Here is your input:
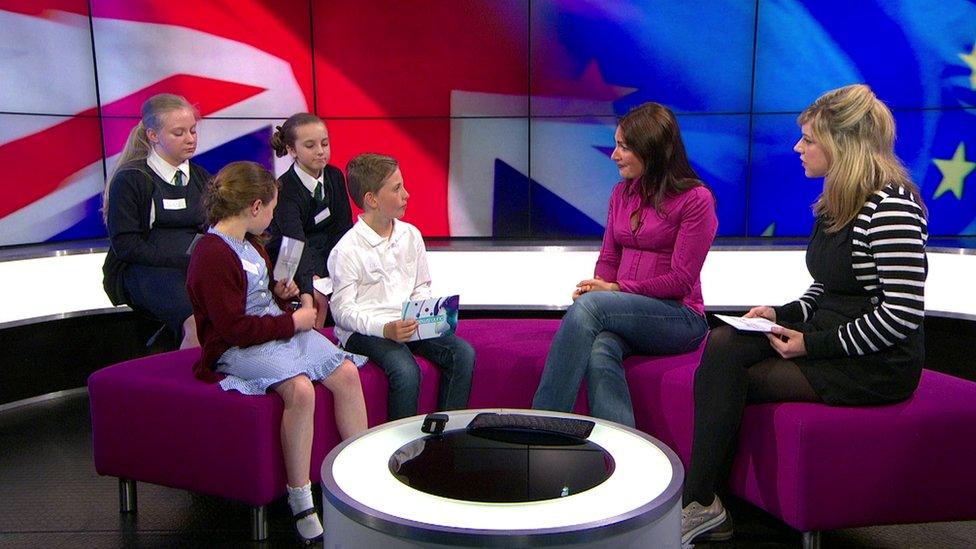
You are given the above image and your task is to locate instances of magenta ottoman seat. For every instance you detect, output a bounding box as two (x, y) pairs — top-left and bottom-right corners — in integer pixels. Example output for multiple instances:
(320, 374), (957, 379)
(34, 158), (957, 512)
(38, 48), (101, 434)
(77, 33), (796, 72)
(88, 340), (442, 540)
(624, 340), (707, 463)
(88, 318), (697, 539)
(88, 319), (563, 539)
(731, 369), (976, 534)
(626, 351), (976, 542)
(461, 318), (580, 410)
(88, 348), (439, 504)
(91, 317), (976, 544)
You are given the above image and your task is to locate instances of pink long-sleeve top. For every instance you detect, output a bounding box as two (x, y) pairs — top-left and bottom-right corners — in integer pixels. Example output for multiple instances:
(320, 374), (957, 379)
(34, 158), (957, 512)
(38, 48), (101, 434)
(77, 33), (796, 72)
(594, 181), (718, 315)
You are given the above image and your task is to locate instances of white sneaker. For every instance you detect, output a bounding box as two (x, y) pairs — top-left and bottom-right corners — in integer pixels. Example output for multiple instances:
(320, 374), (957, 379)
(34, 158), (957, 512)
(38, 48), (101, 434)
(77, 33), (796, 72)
(681, 495), (732, 546)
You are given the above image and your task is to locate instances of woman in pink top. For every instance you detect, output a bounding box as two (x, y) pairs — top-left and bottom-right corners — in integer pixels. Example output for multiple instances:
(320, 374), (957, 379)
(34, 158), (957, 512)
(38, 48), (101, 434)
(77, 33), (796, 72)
(532, 102), (718, 427)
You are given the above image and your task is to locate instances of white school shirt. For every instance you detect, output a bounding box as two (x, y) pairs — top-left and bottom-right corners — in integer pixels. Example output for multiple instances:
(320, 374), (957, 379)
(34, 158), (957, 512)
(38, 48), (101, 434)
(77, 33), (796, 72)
(146, 148), (191, 227)
(328, 217), (432, 346)
(292, 163), (324, 196)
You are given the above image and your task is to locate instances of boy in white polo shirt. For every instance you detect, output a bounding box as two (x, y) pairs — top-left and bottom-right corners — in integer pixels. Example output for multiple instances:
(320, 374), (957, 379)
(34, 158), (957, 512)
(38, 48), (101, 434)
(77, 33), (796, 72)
(327, 153), (474, 420)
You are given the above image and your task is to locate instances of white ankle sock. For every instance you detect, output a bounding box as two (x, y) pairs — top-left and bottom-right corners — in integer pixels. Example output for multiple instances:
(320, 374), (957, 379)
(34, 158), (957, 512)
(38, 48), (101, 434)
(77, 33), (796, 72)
(287, 483), (323, 540)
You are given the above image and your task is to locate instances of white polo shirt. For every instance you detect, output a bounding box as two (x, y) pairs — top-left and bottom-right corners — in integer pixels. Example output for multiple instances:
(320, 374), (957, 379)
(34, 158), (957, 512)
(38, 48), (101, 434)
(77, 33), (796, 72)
(146, 148), (191, 227)
(147, 147), (190, 186)
(292, 163), (323, 196)
(328, 217), (432, 346)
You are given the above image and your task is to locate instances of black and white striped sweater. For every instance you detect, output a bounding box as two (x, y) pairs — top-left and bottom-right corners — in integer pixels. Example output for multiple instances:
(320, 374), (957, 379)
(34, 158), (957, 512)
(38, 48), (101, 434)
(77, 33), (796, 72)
(781, 183), (928, 358)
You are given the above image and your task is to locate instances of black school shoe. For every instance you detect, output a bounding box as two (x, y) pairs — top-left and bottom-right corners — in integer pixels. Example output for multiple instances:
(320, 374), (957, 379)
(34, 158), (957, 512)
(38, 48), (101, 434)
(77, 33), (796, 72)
(293, 507), (324, 545)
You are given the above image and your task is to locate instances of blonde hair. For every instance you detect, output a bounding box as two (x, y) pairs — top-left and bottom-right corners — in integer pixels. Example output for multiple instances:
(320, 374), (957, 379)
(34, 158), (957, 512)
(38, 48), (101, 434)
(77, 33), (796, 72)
(346, 153), (399, 209)
(101, 94), (199, 223)
(799, 84), (924, 232)
(204, 161), (278, 226)
(270, 112), (325, 157)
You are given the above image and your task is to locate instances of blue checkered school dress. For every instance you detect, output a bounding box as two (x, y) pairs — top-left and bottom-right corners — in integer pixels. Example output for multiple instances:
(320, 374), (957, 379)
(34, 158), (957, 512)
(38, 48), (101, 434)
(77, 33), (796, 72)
(211, 229), (367, 395)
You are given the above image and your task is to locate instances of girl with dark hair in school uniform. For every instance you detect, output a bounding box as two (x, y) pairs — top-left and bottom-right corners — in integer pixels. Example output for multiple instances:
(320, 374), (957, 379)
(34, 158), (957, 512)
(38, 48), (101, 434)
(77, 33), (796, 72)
(268, 113), (354, 329)
(186, 161), (368, 544)
(101, 93), (208, 348)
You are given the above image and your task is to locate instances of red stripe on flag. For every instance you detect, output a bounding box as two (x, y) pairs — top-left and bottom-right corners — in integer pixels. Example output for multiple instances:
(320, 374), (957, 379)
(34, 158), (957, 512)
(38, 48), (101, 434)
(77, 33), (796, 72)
(0, 75), (265, 219)
(100, 73), (266, 119)
(91, 0), (313, 109)
(100, 73), (266, 152)
(0, 0), (89, 17)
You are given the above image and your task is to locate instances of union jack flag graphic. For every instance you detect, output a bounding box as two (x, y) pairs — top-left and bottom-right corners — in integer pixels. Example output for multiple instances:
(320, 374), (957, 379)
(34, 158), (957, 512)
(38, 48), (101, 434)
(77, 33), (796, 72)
(0, 0), (533, 245)
(1, 0), (310, 245)
(2, 0), (975, 246)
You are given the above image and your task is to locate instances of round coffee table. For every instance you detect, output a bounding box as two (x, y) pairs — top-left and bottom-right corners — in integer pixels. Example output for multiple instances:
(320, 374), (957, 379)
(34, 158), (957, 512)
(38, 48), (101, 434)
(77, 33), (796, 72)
(320, 409), (683, 548)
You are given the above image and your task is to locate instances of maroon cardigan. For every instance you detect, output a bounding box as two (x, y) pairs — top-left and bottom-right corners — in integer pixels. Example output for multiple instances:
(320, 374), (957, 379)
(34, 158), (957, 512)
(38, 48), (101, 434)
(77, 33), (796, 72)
(186, 233), (295, 381)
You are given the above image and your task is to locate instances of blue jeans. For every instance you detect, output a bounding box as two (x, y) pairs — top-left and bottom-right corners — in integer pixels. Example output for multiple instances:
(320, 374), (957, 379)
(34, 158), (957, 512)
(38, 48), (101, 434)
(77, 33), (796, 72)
(532, 291), (708, 427)
(345, 332), (475, 421)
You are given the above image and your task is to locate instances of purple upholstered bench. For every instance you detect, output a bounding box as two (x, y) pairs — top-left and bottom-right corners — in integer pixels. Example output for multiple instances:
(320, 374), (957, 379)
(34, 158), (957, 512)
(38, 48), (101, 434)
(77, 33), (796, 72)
(731, 369), (976, 546)
(88, 319), (569, 540)
(88, 342), (412, 540)
(90, 318), (976, 546)
(88, 318), (696, 539)
(625, 348), (976, 548)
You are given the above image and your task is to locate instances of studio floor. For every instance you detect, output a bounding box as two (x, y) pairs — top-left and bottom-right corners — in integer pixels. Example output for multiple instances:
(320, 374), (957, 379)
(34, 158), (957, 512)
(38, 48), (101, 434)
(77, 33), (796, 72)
(1, 391), (974, 548)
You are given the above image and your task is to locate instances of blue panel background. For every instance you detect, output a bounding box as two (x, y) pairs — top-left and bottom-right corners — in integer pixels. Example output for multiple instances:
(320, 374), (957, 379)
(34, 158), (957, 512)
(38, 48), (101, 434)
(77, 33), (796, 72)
(754, 0), (976, 112)
(5, 0), (976, 245)
(530, 0), (756, 116)
(749, 113), (823, 237)
(915, 108), (976, 235)
(679, 114), (750, 237)
(751, 108), (976, 237)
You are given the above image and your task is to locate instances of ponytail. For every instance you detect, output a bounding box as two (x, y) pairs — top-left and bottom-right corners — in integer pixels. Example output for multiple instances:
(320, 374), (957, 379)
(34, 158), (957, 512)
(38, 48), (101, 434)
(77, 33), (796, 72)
(102, 122), (152, 222)
(270, 125), (288, 157)
(271, 113), (324, 158)
(101, 93), (198, 224)
(800, 84), (924, 231)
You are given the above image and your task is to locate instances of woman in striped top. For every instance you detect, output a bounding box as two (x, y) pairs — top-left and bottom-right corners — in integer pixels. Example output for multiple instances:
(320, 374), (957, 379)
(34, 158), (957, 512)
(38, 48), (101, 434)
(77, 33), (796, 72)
(680, 84), (928, 546)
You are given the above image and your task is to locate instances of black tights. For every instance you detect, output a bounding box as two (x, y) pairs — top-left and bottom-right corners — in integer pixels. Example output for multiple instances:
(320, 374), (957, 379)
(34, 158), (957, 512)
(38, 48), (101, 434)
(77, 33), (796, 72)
(682, 326), (821, 506)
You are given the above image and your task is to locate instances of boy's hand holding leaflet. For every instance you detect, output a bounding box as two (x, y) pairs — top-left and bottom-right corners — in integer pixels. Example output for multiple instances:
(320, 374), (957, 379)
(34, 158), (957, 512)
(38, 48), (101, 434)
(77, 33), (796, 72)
(401, 295), (460, 341)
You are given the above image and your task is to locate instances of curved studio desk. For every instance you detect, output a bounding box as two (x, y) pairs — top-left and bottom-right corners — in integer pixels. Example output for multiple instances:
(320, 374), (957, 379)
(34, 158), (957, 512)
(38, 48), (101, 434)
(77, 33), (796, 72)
(1, 239), (974, 327)
(320, 409), (684, 548)
(0, 239), (974, 407)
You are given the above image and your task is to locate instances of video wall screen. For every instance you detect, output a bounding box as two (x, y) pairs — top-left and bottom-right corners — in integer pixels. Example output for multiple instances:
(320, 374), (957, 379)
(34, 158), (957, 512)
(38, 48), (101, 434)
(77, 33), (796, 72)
(1, 0), (974, 246)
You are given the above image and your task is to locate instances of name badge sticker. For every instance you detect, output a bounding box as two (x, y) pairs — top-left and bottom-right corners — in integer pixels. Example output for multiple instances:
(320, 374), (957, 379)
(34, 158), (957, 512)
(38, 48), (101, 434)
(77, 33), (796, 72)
(241, 259), (260, 276)
(162, 198), (187, 210)
(314, 207), (331, 225)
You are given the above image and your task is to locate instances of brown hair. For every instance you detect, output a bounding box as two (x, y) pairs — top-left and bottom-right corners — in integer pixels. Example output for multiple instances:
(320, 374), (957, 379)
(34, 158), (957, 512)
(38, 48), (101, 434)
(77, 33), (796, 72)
(270, 112), (325, 157)
(102, 94), (199, 222)
(618, 102), (703, 214)
(799, 84), (924, 232)
(345, 153), (399, 209)
(204, 161), (278, 227)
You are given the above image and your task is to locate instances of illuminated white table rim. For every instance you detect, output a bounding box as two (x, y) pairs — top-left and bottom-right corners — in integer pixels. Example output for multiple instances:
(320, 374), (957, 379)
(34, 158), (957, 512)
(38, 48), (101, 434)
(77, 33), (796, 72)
(320, 409), (684, 548)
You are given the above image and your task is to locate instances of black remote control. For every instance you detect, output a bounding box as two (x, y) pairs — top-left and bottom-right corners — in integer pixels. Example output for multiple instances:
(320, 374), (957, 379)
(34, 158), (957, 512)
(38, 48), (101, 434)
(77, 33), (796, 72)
(467, 412), (595, 440)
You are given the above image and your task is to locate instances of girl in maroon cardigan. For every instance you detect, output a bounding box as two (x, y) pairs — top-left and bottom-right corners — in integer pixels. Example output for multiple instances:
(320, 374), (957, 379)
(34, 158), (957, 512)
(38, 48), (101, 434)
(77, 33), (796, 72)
(186, 161), (367, 544)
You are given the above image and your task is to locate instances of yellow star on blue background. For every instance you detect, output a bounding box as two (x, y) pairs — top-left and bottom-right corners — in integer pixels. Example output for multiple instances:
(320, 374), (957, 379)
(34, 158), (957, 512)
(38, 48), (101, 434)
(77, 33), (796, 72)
(960, 41), (976, 89)
(932, 143), (975, 200)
